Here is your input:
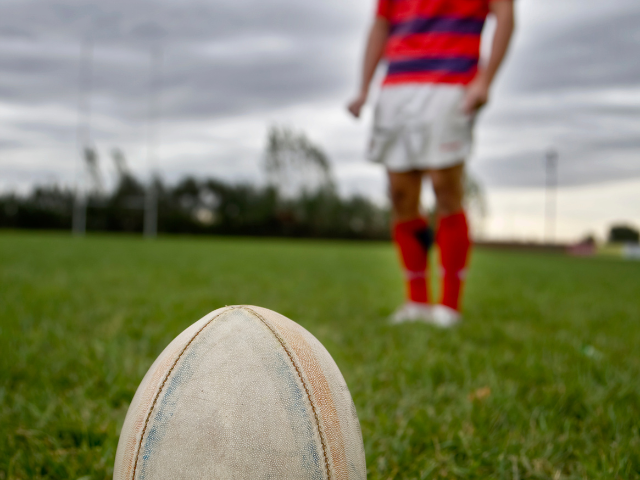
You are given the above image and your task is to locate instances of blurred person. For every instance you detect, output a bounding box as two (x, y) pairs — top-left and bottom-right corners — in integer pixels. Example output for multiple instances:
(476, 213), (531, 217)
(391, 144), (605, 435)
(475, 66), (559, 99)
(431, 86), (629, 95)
(348, 0), (514, 326)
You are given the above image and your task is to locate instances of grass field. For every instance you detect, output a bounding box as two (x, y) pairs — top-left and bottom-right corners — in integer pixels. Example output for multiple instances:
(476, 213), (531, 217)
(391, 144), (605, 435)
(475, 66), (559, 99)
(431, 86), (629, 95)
(1, 231), (639, 479)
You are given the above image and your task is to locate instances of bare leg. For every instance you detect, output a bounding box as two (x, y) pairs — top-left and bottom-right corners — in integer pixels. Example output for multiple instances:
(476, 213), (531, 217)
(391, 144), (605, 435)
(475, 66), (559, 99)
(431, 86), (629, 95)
(429, 163), (464, 216)
(387, 170), (424, 221)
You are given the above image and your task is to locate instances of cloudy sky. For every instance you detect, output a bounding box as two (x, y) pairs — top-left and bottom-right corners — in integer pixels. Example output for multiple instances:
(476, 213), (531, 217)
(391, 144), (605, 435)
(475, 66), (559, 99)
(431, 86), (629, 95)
(1, 0), (639, 241)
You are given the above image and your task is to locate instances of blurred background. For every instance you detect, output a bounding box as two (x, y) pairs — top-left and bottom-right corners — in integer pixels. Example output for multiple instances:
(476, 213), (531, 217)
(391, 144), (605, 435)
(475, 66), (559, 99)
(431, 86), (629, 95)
(2, 3), (640, 478)
(0, 0), (639, 247)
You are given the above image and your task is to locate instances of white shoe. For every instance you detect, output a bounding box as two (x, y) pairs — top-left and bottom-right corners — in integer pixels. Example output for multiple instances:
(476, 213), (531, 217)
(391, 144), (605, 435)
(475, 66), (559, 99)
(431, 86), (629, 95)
(390, 302), (433, 324)
(431, 305), (461, 328)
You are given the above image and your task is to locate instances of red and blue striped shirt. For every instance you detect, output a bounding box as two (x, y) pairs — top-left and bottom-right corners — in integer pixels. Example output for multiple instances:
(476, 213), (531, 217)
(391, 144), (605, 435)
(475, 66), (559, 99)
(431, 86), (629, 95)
(377, 0), (501, 85)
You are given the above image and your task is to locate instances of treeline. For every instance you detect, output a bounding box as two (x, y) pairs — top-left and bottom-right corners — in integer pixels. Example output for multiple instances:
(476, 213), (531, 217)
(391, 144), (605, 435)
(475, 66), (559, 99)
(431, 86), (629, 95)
(1, 126), (392, 239)
(0, 175), (390, 240)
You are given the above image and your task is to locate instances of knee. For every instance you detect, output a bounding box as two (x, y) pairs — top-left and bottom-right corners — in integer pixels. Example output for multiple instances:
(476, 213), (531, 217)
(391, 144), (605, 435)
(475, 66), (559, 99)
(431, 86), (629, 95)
(434, 186), (463, 216)
(390, 186), (419, 219)
(390, 187), (406, 209)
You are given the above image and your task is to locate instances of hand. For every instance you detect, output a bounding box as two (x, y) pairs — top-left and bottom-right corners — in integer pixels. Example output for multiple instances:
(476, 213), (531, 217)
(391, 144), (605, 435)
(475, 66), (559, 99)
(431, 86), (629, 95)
(463, 75), (490, 115)
(347, 91), (368, 118)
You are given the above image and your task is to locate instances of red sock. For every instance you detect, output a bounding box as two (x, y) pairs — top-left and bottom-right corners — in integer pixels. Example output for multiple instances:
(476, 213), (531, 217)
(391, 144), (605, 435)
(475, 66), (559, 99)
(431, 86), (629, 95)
(393, 217), (431, 304)
(437, 211), (471, 311)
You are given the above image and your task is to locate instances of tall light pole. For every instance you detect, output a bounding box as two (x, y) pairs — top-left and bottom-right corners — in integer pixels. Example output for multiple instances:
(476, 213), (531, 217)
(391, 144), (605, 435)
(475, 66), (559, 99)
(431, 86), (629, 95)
(73, 38), (93, 236)
(544, 149), (558, 244)
(144, 46), (162, 239)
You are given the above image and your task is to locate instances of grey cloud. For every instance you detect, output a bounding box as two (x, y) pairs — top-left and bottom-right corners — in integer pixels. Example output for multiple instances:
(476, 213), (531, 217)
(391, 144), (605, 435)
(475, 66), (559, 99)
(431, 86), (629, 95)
(10, 121), (74, 139)
(475, 0), (640, 189)
(160, 50), (351, 119)
(0, 0), (356, 45)
(0, 0), (357, 123)
(473, 141), (640, 189)
(471, 81), (640, 187)
(0, 139), (24, 149)
(501, 2), (640, 93)
(0, 26), (33, 39)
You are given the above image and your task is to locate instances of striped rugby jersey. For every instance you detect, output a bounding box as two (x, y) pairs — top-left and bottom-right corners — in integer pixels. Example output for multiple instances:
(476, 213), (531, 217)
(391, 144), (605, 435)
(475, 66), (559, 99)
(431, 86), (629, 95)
(377, 0), (503, 85)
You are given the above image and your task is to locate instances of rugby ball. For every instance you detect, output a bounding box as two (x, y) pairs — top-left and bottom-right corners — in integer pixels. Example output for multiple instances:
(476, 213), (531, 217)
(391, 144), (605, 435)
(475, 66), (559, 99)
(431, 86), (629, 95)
(114, 305), (366, 480)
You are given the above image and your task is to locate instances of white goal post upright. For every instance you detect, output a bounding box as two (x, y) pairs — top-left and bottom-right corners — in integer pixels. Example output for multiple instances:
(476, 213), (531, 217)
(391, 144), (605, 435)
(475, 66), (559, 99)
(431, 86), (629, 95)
(72, 38), (93, 237)
(544, 149), (558, 244)
(71, 39), (164, 238)
(144, 46), (162, 239)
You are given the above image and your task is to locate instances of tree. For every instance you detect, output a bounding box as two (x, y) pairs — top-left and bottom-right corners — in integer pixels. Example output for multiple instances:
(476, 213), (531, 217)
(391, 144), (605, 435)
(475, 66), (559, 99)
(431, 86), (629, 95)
(608, 224), (639, 244)
(263, 125), (335, 198)
(112, 148), (130, 180)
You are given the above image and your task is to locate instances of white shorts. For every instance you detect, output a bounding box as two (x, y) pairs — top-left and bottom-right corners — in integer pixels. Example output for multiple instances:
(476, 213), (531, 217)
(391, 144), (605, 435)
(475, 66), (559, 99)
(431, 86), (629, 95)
(367, 84), (474, 172)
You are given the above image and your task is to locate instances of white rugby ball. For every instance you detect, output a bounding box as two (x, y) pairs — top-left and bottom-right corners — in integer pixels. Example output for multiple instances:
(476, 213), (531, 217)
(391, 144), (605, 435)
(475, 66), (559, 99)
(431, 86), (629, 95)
(114, 305), (366, 480)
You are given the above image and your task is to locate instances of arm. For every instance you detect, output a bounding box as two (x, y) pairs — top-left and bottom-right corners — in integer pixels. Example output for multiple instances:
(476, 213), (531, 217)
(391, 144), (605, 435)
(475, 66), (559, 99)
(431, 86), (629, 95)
(347, 17), (390, 118)
(463, 0), (514, 114)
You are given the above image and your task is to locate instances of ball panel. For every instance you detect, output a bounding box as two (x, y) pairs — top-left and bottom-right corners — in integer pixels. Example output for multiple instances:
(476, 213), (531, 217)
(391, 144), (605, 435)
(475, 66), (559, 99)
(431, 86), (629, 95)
(114, 306), (231, 480)
(289, 324), (367, 480)
(247, 306), (367, 480)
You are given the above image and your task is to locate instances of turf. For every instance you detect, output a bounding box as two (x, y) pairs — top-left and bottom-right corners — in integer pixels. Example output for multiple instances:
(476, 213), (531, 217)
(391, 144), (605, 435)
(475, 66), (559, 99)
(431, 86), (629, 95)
(1, 231), (639, 480)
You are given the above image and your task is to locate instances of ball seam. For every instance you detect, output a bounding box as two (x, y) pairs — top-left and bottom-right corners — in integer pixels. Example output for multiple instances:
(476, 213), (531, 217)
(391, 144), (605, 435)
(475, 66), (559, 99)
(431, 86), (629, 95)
(243, 306), (333, 480)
